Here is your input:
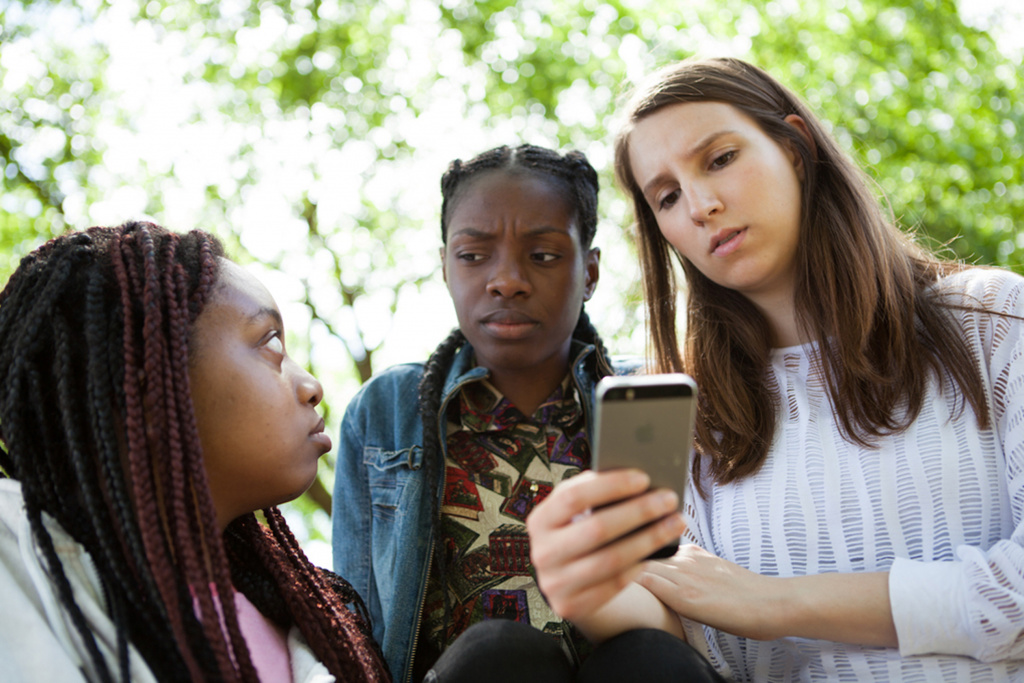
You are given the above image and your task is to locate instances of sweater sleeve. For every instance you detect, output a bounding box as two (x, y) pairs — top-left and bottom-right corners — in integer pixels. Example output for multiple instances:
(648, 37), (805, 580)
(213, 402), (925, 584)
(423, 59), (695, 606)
(891, 269), (1024, 662)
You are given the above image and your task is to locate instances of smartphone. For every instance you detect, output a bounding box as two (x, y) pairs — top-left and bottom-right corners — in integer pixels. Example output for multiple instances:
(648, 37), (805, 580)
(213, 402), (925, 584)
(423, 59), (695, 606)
(592, 373), (698, 559)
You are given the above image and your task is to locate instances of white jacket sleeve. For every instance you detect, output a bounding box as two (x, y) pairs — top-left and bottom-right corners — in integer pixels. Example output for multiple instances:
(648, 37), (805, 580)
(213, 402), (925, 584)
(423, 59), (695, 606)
(891, 269), (1024, 662)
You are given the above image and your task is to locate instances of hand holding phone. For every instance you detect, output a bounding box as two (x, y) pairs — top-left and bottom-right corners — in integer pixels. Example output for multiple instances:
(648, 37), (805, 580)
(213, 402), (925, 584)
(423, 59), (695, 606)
(592, 373), (697, 559)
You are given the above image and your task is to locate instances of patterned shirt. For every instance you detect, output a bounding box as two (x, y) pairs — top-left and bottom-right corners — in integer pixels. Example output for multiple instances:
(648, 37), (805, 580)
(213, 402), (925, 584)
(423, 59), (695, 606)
(418, 374), (592, 669)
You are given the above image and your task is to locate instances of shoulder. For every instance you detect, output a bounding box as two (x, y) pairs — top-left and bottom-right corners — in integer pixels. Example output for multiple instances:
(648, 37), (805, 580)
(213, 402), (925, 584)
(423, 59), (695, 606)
(350, 363), (426, 402)
(0, 479), (25, 537)
(610, 355), (646, 376)
(341, 363), (427, 429)
(937, 267), (1024, 318)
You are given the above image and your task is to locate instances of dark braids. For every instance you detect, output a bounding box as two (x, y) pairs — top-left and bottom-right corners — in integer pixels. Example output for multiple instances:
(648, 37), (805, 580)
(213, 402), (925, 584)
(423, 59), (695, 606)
(419, 144), (613, 636)
(439, 143), (601, 250)
(0, 222), (388, 682)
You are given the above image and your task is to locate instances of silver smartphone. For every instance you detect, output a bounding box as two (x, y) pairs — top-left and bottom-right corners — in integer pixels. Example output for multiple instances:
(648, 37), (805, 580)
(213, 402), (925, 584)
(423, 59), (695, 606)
(592, 373), (698, 559)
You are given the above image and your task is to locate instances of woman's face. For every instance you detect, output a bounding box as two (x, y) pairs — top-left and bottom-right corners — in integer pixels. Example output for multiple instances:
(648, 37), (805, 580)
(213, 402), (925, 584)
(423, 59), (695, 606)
(627, 101), (806, 312)
(189, 260), (330, 531)
(442, 169), (599, 385)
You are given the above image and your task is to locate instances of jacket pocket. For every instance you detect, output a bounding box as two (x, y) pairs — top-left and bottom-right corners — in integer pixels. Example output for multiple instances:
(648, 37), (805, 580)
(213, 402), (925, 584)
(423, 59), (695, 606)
(364, 446), (422, 518)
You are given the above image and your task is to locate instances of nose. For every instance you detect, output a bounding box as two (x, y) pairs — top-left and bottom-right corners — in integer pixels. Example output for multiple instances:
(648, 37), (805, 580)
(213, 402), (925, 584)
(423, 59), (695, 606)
(686, 182), (723, 226)
(486, 253), (531, 299)
(293, 362), (323, 407)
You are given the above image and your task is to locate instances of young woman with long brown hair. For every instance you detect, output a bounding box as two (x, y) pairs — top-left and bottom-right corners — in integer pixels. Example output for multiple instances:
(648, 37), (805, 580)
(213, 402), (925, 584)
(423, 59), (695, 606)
(527, 58), (1024, 681)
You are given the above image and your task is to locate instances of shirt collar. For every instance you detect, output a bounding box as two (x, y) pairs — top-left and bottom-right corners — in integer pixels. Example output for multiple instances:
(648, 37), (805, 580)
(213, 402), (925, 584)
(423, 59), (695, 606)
(457, 374), (582, 433)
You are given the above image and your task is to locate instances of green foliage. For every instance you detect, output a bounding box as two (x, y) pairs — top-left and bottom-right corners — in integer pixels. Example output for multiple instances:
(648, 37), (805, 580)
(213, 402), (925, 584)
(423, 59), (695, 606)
(2, 0), (1021, 542)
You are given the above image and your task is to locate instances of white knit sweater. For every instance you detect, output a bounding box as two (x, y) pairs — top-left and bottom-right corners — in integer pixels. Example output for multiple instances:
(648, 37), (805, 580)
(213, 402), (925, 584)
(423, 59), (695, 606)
(681, 267), (1024, 682)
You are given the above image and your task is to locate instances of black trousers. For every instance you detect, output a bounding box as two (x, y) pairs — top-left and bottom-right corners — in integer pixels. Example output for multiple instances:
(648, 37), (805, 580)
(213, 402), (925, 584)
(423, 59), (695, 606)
(425, 619), (725, 683)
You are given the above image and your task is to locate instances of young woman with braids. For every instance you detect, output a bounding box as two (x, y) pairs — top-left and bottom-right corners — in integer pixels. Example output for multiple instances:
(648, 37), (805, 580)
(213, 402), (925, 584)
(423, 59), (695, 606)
(0, 222), (388, 682)
(528, 57), (1024, 681)
(332, 144), (722, 683)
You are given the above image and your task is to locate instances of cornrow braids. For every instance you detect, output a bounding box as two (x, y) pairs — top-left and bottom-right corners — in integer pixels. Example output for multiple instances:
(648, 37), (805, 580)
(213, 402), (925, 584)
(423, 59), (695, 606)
(440, 143), (601, 249)
(0, 222), (388, 682)
(419, 144), (615, 637)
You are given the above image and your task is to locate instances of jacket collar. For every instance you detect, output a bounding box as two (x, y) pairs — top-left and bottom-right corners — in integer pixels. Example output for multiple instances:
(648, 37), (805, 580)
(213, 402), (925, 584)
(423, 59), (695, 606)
(438, 339), (601, 440)
(440, 339), (598, 404)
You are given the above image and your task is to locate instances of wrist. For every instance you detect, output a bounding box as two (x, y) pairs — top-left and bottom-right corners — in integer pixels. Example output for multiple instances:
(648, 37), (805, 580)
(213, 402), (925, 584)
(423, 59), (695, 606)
(749, 574), (797, 641)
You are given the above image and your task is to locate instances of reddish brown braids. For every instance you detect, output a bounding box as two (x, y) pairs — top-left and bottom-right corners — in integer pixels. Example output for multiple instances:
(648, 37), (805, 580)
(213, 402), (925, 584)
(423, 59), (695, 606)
(0, 222), (388, 682)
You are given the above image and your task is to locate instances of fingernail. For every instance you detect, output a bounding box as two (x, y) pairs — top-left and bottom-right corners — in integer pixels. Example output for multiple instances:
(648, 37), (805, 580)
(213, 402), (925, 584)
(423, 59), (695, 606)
(629, 470), (650, 488)
(657, 490), (679, 508)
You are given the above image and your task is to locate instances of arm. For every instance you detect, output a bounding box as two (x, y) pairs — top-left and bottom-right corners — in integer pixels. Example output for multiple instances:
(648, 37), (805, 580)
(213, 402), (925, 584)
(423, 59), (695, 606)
(639, 550), (895, 645)
(331, 390), (380, 641)
(526, 469), (687, 642)
(884, 270), (1024, 661)
(643, 270), (1024, 659)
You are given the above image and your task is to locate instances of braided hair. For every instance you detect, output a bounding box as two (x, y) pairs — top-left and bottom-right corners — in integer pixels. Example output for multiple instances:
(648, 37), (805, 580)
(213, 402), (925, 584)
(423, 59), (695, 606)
(419, 144), (614, 630)
(0, 222), (387, 683)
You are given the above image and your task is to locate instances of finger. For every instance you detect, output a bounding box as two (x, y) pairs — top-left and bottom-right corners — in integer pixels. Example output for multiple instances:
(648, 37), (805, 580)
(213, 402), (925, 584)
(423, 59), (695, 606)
(527, 468), (652, 530)
(531, 489), (682, 572)
(636, 567), (685, 607)
(540, 510), (686, 593)
(586, 488), (682, 548)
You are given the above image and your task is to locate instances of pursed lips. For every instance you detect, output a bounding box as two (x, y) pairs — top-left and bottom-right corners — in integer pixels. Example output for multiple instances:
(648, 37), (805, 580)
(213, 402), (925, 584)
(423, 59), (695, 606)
(479, 309), (540, 338)
(309, 417), (331, 453)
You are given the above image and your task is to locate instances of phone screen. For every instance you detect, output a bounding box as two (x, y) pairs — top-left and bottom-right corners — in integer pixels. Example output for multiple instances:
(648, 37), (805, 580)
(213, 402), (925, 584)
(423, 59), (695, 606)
(592, 374), (697, 559)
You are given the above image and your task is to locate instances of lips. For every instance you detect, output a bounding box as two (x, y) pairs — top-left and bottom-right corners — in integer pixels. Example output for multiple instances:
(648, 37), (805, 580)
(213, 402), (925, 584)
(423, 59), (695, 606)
(710, 227), (747, 256)
(479, 309), (540, 339)
(309, 417), (332, 454)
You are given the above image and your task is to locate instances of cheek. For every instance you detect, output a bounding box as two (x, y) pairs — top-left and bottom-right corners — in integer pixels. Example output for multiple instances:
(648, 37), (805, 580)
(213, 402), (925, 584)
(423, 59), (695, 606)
(657, 221), (697, 259)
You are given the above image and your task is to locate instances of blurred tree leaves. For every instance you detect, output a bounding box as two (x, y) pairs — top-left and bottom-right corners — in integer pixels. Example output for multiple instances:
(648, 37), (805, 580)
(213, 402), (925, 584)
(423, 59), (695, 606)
(1, 0), (1021, 545)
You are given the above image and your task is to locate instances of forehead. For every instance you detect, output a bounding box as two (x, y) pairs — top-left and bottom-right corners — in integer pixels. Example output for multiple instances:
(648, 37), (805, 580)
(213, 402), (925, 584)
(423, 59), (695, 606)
(447, 169), (578, 232)
(628, 101), (761, 173)
(204, 260), (278, 320)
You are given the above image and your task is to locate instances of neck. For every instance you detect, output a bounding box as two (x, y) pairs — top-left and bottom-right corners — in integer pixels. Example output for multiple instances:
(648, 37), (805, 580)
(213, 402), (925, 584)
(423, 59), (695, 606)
(487, 358), (572, 416)
(747, 290), (804, 348)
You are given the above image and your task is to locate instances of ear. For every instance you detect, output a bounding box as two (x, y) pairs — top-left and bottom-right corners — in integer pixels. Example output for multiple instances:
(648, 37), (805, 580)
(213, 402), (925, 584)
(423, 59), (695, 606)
(440, 246), (448, 286)
(582, 247), (600, 301)
(783, 114), (815, 180)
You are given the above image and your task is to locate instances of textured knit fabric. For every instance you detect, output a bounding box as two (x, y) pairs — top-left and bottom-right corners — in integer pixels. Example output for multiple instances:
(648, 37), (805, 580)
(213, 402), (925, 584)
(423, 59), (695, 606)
(420, 376), (592, 665)
(680, 268), (1024, 681)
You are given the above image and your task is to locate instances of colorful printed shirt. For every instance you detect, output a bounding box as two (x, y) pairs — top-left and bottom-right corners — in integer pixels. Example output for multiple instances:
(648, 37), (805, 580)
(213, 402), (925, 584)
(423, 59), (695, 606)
(419, 375), (592, 669)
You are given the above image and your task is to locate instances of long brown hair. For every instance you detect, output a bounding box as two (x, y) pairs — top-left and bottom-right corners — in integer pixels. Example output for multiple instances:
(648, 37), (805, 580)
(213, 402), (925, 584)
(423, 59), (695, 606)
(0, 222), (388, 682)
(613, 57), (988, 490)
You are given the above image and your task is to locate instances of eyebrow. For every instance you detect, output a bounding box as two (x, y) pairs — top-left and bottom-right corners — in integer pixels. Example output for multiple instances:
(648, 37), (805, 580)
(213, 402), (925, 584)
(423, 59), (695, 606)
(245, 306), (283, 328)
(448, 225), (571, 240)
(641, 129), (739, 200)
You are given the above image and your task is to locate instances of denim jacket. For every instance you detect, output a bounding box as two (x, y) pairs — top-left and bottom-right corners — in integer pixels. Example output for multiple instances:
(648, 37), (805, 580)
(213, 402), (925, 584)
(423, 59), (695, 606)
(332, 340), (635, 683)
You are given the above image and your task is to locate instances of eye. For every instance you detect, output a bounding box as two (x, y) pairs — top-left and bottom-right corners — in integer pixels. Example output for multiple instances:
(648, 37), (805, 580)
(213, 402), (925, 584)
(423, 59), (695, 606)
(710, 150), (736, 169)
(532, 252), (560, 263)
(262, 332), (284, 355)
(456, 251), (485, 262)
(658, 189), (681, 211)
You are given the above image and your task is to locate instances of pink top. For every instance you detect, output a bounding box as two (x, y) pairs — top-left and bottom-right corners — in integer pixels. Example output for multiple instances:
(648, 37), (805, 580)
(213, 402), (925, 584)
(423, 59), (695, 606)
(233, 590), (293, 683)
(193, 585), (294, 683)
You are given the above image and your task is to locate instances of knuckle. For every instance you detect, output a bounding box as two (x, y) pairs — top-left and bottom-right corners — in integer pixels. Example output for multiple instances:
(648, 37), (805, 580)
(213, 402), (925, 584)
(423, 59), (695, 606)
(577, 518), (610, 547)
(530, 544), (554, 569)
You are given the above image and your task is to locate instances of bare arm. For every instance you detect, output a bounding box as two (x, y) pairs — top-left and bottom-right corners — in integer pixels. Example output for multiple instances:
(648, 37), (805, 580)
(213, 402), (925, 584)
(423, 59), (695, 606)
(575, 581), (685, 643)
(639, 545), (897, 646)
